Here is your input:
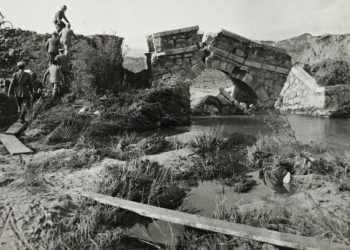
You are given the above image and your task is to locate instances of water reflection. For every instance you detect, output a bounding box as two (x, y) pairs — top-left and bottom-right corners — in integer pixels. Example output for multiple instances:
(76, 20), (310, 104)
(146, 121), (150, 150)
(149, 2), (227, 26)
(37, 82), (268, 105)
(189, 115), (350, 152)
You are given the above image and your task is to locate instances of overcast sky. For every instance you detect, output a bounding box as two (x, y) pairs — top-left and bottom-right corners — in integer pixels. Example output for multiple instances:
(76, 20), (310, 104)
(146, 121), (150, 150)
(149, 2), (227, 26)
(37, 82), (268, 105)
(1, 0), (349, 52)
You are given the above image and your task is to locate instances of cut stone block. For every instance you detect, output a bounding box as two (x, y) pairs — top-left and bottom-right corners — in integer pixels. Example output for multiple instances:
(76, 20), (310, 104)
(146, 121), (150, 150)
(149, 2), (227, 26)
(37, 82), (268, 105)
(244, 60), (262, 69)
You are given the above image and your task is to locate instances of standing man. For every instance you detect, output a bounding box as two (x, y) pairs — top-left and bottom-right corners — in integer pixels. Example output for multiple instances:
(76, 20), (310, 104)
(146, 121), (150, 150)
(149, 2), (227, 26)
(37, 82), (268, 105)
(53, 5), (70, 33)
(43, 60), (65, 98)
(45, 32), (60, 63)
(59, 23), (76, 55)
(8, 62), (33, 123)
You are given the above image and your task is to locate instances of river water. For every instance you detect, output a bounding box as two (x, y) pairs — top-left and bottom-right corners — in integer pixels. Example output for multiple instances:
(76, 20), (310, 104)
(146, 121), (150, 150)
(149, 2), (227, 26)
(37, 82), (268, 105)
(189, 115), (350, 152)
(128, 115), (350, 245)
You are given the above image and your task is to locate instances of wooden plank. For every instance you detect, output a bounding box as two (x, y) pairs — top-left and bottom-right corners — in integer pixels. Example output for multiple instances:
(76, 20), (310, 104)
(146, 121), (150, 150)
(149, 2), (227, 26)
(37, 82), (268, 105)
(0, 134), (33, 155)
(82, 192), (349, 250)
(5, 121), (26, 135)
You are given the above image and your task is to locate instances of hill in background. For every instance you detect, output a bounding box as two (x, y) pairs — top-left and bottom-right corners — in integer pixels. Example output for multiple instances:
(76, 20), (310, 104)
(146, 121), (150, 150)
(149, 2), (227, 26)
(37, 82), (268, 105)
(262, 33), (350, 86)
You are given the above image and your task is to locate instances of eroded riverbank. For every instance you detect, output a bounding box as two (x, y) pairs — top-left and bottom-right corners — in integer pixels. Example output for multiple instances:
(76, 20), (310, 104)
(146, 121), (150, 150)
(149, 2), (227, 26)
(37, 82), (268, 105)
(1, 114), (349, 249)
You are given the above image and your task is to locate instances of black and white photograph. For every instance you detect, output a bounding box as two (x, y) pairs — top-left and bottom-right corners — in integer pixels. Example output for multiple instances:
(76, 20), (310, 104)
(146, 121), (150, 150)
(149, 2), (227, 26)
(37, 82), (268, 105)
(0, 0), (349, 249)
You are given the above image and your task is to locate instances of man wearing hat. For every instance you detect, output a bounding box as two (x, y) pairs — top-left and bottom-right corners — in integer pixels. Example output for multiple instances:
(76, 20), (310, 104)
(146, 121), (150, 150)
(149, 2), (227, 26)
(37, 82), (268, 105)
(45, 32), (61, 63)
(8, 62), (33, 123)
(53, 5), (70, 32)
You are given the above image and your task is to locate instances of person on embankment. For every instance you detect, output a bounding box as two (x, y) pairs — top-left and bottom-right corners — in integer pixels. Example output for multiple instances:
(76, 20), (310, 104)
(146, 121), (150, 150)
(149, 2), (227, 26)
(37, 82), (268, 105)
(8, 62), (33, 123)
(45, 32), (61, 63)
(55, 49), (70, 75)
(30, 72), (44, 102)
(59, 23), (76, 55)
(53, 5), (70, 33)
(42, 59), (65, 98)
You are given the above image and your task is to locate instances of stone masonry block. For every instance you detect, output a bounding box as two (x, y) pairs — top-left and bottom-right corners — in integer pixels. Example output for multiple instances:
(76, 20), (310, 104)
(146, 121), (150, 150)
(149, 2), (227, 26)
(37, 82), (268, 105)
(262, 63), (277, 72)
(235, 49), (245, 57)
(242, 73), (254, 85)
(275, 67), (290, 75)
(243, 60), (262, 69)
(190, 51), (203, 65)
(208, 46), (229, 58)
(228, 53), (245, 64)
(224, 63), (235, 74)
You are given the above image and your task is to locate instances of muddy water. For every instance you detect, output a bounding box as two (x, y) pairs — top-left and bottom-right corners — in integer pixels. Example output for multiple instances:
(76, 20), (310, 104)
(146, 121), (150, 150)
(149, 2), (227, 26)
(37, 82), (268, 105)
(130, 115), (350, 244)
(128, 171), (293, 245)
(180, 171), (292, 217)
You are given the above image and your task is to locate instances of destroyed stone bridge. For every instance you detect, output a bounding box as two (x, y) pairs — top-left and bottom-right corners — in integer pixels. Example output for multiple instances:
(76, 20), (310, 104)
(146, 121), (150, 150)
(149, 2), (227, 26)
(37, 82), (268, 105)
(146, 26), (292, 107)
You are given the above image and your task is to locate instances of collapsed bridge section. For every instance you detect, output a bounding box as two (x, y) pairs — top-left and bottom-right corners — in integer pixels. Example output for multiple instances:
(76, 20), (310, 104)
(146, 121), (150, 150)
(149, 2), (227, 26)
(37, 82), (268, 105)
(205, 29), (292, 107)
(147, 26), (293, 107)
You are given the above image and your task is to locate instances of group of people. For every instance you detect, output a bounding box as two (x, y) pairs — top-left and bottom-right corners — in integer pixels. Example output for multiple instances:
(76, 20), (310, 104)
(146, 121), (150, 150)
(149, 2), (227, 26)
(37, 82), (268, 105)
(5, 5), (75, 123)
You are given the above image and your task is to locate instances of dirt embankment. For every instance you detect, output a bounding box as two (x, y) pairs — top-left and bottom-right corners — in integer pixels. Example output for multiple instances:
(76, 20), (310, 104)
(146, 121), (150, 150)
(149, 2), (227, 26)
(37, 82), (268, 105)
(0, 28), (124, 79)
(263, 33), (350, 86)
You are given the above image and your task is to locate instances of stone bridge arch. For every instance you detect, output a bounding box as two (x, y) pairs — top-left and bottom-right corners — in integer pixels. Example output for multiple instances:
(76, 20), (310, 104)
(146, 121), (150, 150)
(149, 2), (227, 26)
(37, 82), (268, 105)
(147, 27), (292, 107)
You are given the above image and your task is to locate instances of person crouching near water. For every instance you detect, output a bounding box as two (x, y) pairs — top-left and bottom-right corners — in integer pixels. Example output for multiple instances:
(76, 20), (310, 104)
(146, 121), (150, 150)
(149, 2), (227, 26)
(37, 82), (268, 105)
(8, 61), (33, 123)
(43, 59), (65, 98)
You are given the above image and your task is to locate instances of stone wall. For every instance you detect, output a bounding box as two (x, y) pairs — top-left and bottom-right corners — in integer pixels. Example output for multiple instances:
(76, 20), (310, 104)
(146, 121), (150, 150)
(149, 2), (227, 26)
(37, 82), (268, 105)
(275, 66), (326, 116)
(205, 29), (292, 107)
(147, 26), (205, 80)
(276, 66), (350, 117)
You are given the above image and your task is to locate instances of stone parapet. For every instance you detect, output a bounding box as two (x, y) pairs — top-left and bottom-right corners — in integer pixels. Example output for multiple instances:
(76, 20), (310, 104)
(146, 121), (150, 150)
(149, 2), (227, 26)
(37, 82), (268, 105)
(148, 26), (200, 54)
(148, 26), (203, 80)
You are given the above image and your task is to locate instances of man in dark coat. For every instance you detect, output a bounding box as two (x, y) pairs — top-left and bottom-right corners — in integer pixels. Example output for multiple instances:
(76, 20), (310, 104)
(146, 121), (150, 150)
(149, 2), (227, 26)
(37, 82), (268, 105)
(8, 62), (33, 123)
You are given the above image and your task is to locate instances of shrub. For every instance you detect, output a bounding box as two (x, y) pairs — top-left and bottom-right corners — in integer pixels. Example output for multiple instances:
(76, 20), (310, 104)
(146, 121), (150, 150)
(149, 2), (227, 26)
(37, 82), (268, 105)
(72, 36), (124, 98)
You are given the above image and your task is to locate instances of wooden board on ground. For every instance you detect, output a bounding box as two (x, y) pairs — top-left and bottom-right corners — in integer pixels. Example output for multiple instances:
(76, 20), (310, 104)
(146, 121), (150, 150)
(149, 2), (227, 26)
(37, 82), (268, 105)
(5, 121), (26, 135)
(0, 134), (33, 155)
(82, 192), (349, 250)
